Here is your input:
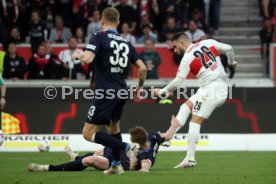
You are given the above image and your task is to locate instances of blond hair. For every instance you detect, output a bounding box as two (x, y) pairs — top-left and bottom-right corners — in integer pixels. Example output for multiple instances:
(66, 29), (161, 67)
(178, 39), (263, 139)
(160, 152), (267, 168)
(102, 7), (120, 23)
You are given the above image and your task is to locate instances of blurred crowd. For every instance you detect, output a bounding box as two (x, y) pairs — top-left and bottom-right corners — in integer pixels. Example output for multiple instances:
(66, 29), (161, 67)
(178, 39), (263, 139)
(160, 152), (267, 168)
(259, 0), (276, 75)
(0, 0), (223, 80)
(0, 0), (222, 49)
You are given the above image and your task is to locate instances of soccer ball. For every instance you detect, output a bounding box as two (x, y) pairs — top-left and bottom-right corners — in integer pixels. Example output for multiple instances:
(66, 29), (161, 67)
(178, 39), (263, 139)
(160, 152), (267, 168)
(38, 141), (50, 152)
(0, 130), (4, 146)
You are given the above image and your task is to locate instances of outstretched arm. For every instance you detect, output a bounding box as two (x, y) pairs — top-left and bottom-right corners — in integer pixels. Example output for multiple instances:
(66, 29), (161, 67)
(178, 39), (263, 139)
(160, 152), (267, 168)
(161, 115), (182, 141)
(73, 50), (95, 64)
(154, 76), (183, 96)
(154, 56), (189, 97)
(212, 39), (237, 66)
(75, 33), (100, 64)
(134, 59), (147, 89)
(133, 59), (147, 102)
(219, 43), (235, 65)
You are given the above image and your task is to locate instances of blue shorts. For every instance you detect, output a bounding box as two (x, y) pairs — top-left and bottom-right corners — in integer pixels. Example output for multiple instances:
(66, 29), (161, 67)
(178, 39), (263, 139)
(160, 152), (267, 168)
(86, 98), (126, 125)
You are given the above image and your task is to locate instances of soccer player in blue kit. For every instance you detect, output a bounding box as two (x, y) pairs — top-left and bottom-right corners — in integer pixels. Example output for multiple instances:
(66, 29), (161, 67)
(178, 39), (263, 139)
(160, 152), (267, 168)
(27, 116), (179, 173)
(73, 7), (147, 174)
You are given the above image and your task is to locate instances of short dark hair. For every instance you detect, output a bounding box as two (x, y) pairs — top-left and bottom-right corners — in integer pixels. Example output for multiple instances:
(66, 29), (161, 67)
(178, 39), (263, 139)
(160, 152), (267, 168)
(8, 42), (16, 46)
(129, 126), (148, 146)
(55, 15), (64, 23)
(172, 32), (190, 42)
(144, 38), (154, 44)
(188, 19), (197, 24)
(141, 24), (152, 30)
(32, 9), (41, 17)
(167, 16), (176, 22)
(102, 7), (119, 23)
(38, 43), (46, 49)
(69, 36), (77, 41)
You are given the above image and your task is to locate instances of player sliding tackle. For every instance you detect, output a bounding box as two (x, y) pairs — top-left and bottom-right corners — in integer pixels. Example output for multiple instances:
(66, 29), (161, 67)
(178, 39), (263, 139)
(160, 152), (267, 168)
(153, 32), (237, 168)
(72, 7), (147, 174)
(27, 116), (178, 173)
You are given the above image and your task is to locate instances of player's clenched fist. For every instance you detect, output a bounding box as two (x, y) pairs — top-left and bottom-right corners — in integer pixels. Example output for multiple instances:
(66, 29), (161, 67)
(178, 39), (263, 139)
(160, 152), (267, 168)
(152, 88), (173, 98)
(153, 88), (161, 96)
(72, 50), (81, 60)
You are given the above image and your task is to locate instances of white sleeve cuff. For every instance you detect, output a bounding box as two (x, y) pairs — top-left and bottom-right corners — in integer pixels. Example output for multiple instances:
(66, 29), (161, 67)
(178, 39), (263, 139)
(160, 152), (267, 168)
(160, 77), (183, 95)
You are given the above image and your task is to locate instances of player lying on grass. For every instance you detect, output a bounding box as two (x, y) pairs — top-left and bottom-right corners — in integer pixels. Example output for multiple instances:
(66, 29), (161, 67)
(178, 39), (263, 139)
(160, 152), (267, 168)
(28, 146), (130, 172)
(27, 117), (178, 173)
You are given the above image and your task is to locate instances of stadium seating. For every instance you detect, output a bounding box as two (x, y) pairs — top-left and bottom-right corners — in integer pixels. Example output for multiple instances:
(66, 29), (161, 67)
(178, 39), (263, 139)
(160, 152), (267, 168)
(216, 0), (264, 78)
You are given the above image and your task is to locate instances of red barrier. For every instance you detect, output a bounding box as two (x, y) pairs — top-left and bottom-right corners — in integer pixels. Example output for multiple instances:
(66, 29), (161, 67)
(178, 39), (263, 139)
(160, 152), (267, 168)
(0, 45), (196, 78)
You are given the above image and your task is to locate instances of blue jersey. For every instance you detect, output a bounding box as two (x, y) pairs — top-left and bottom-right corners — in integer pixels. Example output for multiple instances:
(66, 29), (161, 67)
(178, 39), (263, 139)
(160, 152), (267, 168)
(85, 29), (140, 90)
(135, 132), (165, 170)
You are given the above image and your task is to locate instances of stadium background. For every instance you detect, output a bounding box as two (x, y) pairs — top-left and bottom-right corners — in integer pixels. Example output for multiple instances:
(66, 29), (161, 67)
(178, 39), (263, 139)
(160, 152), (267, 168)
(0, 0), (276, 144)
(0, 1), (276, 184)
(3, 84), (276, 134)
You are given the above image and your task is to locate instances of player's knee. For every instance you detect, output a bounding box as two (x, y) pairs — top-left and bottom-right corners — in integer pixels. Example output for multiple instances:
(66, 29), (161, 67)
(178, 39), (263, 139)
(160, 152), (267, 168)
(82, 127), (96, 142)
(82, 157), (89, 166)
(190, 114), (205, 124)
(94, 149), (103, 156)
(185, 100), (193, 110)
(82, 157), (96, 166)
(82, 128), (89, 140)
(82, 133), (89, 142)
(83, 133), (96, 142)
(108, 127), (120, 134)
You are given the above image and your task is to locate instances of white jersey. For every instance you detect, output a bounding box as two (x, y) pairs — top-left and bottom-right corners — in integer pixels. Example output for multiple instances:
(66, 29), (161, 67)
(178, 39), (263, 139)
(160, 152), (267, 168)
(177, 39), (231, 87)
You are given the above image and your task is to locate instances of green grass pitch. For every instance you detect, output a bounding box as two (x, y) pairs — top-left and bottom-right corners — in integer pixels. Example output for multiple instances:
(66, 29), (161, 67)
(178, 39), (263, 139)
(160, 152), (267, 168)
(0, 151), (275, 184)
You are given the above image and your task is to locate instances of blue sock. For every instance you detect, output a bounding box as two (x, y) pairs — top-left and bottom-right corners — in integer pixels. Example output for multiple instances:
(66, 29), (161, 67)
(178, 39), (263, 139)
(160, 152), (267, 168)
(111, 160), (121, 166)
(94, 132), (127, 150)
(111, 132), (122, 141)
(111, 132), (123, 161)
(49, 159), (86, 171)
(124, 143), (130, 152)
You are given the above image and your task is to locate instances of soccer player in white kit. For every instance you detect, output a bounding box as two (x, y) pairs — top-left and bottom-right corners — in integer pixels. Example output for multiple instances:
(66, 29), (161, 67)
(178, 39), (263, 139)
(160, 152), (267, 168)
(154, 32), (237, 168)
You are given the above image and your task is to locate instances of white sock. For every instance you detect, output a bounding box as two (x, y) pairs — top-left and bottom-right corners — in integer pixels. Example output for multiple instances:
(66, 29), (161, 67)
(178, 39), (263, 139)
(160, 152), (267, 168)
(185, 122), (201, 161)
(175, 104), (191, 132)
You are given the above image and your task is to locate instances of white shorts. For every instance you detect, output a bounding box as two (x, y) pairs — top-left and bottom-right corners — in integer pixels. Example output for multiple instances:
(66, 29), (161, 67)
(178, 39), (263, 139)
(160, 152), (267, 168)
(189, 79), (228, 119)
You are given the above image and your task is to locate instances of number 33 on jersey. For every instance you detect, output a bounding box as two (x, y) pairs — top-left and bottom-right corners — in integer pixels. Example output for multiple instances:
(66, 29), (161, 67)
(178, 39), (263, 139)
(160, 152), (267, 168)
(84, 29), (140, 89)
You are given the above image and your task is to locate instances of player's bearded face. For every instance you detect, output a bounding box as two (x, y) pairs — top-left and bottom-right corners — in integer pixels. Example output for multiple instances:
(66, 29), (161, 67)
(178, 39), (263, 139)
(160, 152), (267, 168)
(173, 41), (185, 55)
